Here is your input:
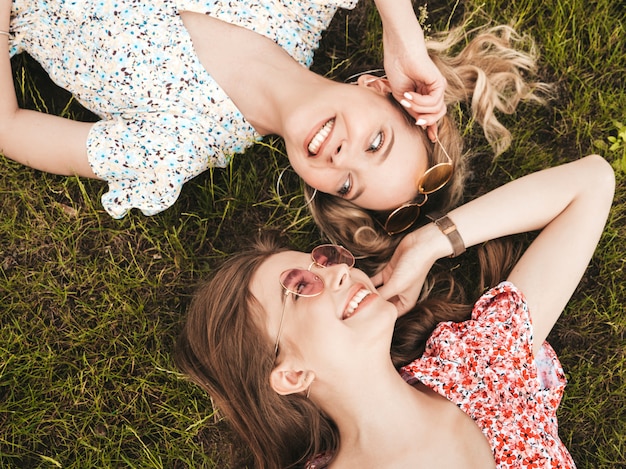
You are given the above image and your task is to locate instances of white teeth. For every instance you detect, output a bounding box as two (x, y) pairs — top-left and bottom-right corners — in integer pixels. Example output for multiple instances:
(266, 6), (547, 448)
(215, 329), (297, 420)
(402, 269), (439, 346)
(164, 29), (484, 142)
(344, 288), (370, 319)
(308, 119), (335, 154)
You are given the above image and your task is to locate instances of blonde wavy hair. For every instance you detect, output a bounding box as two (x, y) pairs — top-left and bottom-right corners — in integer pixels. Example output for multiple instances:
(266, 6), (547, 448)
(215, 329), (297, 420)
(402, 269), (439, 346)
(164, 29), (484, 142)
(305, 24), (551, 272)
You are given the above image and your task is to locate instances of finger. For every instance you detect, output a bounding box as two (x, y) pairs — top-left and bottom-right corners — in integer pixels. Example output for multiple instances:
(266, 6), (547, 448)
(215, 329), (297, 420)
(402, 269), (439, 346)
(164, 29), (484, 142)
(370, 271), (384, 287)
(399, 98), (446, 123)
(390, 296), (410, 316)
(376, 282), (395, 300)
(397, 103), (432, 126)
(412, 105), (447, 120)
(398, 91), (443, 111)
(412, 107), (447, 129)
(402, 90), (444, 109)
(401, 98), (447, 118)
(402, 104), (446, 121)
(427, 123), (438, 142)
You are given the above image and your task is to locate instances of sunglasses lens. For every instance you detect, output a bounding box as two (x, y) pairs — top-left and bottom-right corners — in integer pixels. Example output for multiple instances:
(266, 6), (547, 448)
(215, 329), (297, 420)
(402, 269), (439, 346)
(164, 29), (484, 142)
(385, 205), (420, 235)
(312, 245), (355, 268)
(280, 269), (324, 297)
(419, 163), (453, 194)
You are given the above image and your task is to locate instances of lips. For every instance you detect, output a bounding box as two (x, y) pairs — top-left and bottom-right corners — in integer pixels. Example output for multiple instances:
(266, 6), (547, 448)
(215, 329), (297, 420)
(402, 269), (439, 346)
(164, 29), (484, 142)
(342, 287), (371, 320)
(307, 118), (335, 155)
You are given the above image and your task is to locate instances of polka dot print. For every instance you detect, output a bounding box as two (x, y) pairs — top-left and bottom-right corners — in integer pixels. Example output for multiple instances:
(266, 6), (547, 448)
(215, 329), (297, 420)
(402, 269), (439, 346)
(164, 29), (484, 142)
(8, 0), (357, 217)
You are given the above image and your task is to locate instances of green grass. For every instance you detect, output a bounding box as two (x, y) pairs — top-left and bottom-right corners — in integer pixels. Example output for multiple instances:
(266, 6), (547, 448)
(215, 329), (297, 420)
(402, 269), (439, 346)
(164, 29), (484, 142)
(1, 0), (624, 467)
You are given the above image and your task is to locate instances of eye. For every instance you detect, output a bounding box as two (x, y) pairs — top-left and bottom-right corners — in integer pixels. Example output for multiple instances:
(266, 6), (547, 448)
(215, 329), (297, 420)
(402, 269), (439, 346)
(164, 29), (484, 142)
(292, 280), (310, 297)
(338, 175), (352, 196)
(285, 281), (306, 302)
(294, 281), (307, 298)
(367, 131), (384, 152)
(281, 269), (322, 298)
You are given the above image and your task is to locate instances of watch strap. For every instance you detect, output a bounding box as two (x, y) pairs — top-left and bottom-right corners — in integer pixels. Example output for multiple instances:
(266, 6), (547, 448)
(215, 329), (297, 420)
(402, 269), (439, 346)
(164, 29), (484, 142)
(426, 211), (466, 258)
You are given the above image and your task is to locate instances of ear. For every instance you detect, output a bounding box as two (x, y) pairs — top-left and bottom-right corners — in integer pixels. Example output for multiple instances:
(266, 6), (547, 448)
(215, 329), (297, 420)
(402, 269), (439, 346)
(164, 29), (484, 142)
(356, 74), (392, 95)
(270, 366), (315, 396)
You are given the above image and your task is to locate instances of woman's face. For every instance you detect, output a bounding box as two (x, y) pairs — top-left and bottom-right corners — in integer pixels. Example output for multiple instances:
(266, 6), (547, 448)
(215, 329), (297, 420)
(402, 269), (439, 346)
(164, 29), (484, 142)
(250, 250), (397, 367)
(282, 79), (430, 211)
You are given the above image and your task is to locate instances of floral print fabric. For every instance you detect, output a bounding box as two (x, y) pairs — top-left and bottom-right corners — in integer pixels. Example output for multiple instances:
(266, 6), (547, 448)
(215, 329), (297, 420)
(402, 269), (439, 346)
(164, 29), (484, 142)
(401, 282), (575, 468)
(8, 0), (357, 218)
(307, 282), (575, 468)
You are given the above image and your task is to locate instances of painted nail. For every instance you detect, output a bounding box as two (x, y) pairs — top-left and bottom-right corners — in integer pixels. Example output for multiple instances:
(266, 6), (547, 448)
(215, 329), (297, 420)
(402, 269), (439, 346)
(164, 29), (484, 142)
(400, 99), (412, 108)
(416, 118), (426, 126)
(403, 92), (413, 100)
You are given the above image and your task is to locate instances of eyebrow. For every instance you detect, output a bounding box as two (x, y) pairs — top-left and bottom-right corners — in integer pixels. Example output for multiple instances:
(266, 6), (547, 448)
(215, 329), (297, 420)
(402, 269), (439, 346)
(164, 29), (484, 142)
(349, 128), (395, 203)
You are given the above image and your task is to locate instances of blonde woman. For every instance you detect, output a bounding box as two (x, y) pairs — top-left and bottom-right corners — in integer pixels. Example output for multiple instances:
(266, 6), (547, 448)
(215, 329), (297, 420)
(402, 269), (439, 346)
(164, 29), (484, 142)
(1, 0), (444, 218)
(1, 1), (543, 222)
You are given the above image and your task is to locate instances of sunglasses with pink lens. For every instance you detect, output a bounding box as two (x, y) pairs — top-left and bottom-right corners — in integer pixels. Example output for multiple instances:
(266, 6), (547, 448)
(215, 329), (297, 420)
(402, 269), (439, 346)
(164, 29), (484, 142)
(274, 245), (355, 355)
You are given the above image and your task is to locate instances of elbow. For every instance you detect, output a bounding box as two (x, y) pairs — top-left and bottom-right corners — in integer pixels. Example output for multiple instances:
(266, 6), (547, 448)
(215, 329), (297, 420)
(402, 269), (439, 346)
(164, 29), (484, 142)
(582, 154), (616, 213)
(586, 153), (616, 198)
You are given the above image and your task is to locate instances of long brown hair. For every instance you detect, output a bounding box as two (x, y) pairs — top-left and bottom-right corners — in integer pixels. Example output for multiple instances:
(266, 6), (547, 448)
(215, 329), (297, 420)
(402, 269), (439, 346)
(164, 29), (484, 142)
(176, 233), (520, 467)
(176, 233), (337, 469)
(305, 24), (551, 270)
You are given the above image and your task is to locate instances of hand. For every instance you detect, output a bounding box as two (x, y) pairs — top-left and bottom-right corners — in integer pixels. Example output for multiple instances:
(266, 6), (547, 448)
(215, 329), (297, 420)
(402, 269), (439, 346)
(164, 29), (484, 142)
(370, 224), (447, 315)
(382, 26), (447, 142)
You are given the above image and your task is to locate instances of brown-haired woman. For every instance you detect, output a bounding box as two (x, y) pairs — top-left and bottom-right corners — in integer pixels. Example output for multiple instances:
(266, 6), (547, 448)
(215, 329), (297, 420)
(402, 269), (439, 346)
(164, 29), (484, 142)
(177, 155), (614, 468)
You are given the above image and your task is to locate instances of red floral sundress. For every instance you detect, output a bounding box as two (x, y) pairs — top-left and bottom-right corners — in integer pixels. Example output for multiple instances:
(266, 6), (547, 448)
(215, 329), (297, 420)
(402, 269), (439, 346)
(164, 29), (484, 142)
(307, 282), (575, 468)
(401, 282), (575, 468)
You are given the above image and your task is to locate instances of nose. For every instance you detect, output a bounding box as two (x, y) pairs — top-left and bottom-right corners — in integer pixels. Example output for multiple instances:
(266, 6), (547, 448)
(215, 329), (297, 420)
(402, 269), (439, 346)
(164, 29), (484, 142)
(326, 140), (347, 167)
(312, 262), (351, 291)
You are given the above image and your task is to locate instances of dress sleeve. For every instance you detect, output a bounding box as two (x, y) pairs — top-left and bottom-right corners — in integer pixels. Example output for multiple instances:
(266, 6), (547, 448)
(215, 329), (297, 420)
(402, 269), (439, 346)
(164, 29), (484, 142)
(86, 111), (230, 219)
(416, 282), (534, 372)
(318, 0), (359, 7)
(466, 281), (534, 362)
(400, 282), (572, 467)
(404, 281), (567, 416)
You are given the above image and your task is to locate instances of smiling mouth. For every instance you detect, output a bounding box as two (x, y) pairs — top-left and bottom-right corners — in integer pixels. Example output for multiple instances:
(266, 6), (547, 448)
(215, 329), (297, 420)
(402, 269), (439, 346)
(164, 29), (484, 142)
(308, 118), (335, 155)
(343, 288), (371, 320)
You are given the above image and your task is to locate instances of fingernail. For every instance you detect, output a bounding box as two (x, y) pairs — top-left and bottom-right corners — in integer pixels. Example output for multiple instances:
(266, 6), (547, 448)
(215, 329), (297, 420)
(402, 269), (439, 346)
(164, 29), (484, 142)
(403, 92), (413, 100)
(400, 99), (412, 109)
(415, 118), (426, 126)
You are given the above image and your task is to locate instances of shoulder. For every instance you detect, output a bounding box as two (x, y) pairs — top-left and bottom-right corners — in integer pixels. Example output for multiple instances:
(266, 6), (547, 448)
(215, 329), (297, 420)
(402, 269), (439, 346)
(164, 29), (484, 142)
(464, 281), (533, 360)
(401, 282), (533, 381)
(471, 281), (530, 327)
(473, 281), (526, 311)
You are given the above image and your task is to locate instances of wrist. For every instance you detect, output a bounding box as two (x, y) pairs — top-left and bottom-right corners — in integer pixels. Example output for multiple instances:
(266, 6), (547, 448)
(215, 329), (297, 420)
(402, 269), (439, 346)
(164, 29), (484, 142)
(404, 220), (454, 262)
(426, 212), (466, 258)
(376, 0), (421, 36)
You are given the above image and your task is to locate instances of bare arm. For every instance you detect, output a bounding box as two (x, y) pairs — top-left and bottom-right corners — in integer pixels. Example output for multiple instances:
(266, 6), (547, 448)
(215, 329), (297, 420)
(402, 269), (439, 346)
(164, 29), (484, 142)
(374, 155), (615, 354)
(373, 0), (446, 140)
(0, 1), (97, 178)
(505, 156), (614, 352)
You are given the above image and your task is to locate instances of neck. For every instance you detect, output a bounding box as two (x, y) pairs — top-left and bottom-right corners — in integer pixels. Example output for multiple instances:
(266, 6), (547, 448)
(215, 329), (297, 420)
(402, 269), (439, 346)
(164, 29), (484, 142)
(180, 11), (326, 135)
(234, 52), (324, 136)
(315, 359), (430, 463)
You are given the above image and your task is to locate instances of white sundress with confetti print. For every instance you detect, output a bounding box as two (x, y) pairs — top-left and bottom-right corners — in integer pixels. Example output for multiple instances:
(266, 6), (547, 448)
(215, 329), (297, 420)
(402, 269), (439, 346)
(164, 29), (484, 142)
(8, 0), (358, 218)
